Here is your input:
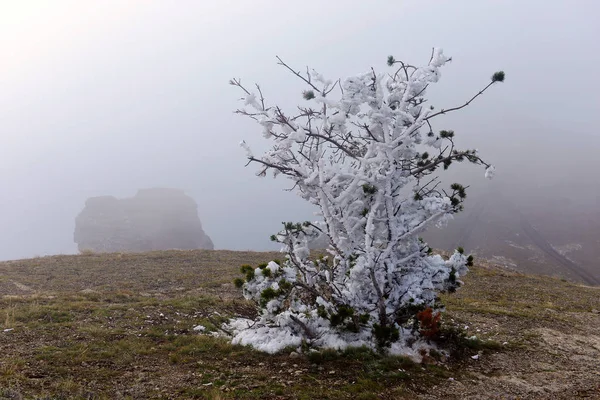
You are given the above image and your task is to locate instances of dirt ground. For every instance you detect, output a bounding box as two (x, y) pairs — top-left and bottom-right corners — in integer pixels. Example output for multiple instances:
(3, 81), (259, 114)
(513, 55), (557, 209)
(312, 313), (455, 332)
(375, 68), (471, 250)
(0, 250), (598, 399)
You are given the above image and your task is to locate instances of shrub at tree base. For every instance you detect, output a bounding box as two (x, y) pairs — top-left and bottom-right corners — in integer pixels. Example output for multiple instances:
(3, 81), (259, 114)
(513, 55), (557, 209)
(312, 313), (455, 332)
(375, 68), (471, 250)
(416, 307), (442, 339)
(225, 48), (504, 356)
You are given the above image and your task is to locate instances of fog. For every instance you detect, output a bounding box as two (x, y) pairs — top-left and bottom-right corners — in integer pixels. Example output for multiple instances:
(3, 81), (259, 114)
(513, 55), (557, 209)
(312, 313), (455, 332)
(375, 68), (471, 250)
(1, 1), (599, 266)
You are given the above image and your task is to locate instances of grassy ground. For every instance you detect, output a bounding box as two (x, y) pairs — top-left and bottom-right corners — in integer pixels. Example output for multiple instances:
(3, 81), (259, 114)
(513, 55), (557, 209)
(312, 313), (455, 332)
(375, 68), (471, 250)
(0, 250), (598, 399)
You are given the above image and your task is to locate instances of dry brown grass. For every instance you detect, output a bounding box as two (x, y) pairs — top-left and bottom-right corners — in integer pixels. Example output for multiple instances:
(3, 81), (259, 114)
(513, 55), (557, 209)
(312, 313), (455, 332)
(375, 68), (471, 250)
(0, 250), (598, 399)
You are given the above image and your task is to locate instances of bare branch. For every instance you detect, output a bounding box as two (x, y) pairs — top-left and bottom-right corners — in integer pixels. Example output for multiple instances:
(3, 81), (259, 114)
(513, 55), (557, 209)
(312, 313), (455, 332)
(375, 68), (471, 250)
(425, 81), (495, 120)
(325, 78), (342, 96)
(247, 157), (304, 178)
(276, 56), (321, 93)
(229, 78), (251, 95)
(391, 61), (417, 81)
(206, 314), (233, 336)
(255, 83), (266, 111)
(303, 129), (358, 159)
(289, 315), (314, 339)
(406, 84), (429, 104)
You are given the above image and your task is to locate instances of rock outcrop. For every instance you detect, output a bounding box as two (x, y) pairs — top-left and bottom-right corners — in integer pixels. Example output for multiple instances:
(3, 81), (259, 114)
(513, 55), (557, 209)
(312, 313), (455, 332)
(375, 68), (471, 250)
(74, 188), (214, 253)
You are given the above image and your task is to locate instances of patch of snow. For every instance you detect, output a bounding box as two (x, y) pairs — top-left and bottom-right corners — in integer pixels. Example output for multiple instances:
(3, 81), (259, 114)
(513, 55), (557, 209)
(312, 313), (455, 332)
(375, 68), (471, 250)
(490, 256), (518, 268)
(553, 243), (583, 256)
(505, 240), (526, 250)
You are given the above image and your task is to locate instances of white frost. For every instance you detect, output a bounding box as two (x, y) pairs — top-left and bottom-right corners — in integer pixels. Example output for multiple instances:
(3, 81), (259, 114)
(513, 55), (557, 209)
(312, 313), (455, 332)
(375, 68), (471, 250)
(239, 140), (253, 158)
(485, 165), (496, 180)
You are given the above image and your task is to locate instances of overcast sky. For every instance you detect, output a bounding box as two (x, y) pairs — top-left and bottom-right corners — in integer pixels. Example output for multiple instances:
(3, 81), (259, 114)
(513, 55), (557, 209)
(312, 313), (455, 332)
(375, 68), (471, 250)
(0, 1), (598, 261)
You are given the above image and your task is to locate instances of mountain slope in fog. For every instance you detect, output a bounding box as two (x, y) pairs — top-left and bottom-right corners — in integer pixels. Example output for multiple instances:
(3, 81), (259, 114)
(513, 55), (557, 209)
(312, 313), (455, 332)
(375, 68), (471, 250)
(424, 123), (600, 284)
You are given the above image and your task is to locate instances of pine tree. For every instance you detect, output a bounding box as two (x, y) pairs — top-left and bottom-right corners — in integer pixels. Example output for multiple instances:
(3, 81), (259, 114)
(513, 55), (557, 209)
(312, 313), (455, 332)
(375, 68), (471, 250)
(227, 49), (504, 355)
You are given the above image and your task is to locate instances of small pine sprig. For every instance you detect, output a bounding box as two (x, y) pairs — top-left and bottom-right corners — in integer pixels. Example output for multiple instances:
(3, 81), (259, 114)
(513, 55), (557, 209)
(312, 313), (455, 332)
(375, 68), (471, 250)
(439, 130), (455, 139)
(302, 90), (315, 100)
(491, 71), (505, 83)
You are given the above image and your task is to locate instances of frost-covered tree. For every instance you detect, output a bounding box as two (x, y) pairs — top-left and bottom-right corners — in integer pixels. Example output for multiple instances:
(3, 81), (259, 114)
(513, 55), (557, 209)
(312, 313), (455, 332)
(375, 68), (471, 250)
(227, 49), (504, 355)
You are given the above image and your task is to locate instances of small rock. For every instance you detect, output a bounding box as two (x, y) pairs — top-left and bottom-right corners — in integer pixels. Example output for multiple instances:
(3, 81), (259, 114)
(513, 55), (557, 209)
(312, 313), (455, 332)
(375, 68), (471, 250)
(3, 328), (14, 333)
(329, 370), (335, 375)
(471, 355), (479, 360)
(289, 351), (300, 359)
(193, 325), (206, 332)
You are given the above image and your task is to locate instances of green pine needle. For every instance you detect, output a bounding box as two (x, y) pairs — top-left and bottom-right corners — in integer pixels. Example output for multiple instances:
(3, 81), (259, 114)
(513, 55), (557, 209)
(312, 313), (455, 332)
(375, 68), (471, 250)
(303, 90), (315, 100)
(492, 71), (505, 82)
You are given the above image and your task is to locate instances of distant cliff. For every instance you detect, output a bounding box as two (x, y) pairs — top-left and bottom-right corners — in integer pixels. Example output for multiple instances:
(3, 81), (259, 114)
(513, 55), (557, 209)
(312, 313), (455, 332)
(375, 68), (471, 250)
(74, 188), (214, 253)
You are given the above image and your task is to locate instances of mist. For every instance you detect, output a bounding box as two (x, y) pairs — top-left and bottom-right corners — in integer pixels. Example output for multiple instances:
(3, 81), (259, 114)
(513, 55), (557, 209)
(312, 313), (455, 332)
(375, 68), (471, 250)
(1, 0), (599, 269)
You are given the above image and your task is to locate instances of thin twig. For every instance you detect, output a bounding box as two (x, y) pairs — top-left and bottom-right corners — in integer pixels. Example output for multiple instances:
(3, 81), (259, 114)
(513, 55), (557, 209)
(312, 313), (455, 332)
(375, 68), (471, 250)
(425, 81), (495, 120)
(276, 56), (321, 93)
